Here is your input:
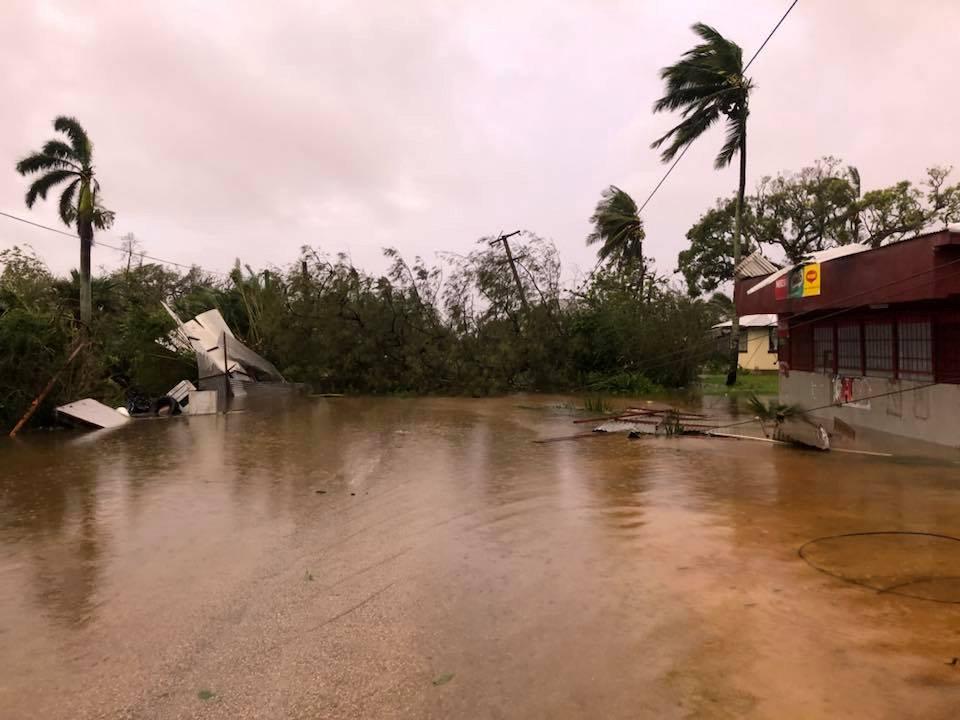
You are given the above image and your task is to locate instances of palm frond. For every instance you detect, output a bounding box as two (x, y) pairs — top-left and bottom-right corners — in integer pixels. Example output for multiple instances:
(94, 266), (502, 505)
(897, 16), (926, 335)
(15, 152), (76, 176)
(91, 205), (116, 230)
(58, 178), (80, 226)
(587, 186), (645, 265)
(714, 114), (744, 169)
(651, 104), (721, 161)
(652, 23), (750, 166)
(54, 116), (92, 165)
(41, 140), (82, 168)
(25, 170), (77, 208)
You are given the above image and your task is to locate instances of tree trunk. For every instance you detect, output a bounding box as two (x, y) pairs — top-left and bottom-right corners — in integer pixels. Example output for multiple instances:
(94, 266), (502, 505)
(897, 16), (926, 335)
(726, 118), (747, 387)
(79, 221), (93, 328)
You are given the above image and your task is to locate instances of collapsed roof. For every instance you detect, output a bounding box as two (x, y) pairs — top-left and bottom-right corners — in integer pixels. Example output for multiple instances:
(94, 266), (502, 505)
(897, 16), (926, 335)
(161, 302), (285, 385)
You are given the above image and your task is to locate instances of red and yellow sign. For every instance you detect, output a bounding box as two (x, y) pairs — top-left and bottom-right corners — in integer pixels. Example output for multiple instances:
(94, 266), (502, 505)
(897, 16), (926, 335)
(802, 263), (821, 296)
(775, 262), (821, 300)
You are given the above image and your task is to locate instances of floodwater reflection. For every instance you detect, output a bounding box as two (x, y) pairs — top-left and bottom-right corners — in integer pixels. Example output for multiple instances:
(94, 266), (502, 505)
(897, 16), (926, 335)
(1, 396), (959, 719)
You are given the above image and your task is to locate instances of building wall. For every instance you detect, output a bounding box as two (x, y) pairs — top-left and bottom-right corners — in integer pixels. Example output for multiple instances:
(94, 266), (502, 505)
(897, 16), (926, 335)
(739, 328), (779, 371)
(780, 371), (960, 447)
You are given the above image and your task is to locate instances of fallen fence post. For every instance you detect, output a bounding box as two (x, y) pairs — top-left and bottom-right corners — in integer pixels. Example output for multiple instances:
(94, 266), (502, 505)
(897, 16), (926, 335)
(8, 342), (87, 438)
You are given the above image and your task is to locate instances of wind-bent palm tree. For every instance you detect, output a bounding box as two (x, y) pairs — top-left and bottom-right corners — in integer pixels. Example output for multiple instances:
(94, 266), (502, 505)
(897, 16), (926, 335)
(16, 116), (114, 326)
(652, 23), (752, 385)
(587, 185), (646, 289)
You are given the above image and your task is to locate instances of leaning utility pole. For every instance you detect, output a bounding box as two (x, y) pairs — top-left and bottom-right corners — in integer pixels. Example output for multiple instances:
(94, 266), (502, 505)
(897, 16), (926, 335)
(489, 230), (529, 311)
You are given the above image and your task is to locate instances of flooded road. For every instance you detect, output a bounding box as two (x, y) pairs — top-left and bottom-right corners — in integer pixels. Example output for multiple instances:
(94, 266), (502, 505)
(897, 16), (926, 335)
(2, 396), (960, 719)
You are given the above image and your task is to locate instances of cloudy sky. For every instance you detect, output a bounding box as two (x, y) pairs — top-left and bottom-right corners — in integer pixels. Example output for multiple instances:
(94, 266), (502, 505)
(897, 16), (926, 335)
(1, 0), (958, 284)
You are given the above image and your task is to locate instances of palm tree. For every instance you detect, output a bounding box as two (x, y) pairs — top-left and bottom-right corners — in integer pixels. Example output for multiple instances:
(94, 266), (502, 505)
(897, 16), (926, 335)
(587, 185), (646, 289)
(16, 116), (114, 326)
(652, 23), (752, 385)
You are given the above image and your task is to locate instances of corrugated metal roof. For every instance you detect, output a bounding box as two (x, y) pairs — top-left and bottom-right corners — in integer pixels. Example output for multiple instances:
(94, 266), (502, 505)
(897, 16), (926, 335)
(734, 250), (779, 279)
(712, 314), (777, 329)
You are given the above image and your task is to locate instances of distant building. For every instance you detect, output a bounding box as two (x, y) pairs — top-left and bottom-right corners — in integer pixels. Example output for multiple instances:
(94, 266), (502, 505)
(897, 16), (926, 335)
(712, 314), (779, 372)
(736, 226), (960, 446)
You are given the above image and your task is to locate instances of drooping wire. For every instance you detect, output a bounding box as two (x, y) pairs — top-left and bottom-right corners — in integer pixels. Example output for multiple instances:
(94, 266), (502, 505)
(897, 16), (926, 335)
(0, 209), (229, 277)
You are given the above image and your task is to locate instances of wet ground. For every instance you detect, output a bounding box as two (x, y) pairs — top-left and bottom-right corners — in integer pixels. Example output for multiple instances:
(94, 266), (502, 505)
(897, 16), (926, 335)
(2, 396), (960, 719)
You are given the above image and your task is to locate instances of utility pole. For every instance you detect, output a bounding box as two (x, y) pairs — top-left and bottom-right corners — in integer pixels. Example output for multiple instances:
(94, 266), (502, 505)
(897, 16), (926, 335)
(489, 230), (529, 311)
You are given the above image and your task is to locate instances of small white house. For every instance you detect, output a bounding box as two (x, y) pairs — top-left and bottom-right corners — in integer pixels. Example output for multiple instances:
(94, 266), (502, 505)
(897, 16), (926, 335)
(713, 314), (779, 372)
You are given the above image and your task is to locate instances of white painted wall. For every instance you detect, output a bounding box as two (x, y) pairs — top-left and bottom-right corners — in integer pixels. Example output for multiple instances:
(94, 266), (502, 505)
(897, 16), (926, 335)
(780, 371), (960, 448)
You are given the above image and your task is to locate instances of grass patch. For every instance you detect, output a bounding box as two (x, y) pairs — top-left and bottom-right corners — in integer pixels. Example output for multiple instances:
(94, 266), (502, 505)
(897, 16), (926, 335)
(582, 395), (612, 413)
(699, 372), (779, 396)
(197, 689), (216, 701)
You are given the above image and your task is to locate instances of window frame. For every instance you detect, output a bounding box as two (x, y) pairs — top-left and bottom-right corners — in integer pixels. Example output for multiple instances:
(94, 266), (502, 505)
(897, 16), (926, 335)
(863, 320), (895, 379)
(813, 323), (835, 375)
(896, 316), (934, 381)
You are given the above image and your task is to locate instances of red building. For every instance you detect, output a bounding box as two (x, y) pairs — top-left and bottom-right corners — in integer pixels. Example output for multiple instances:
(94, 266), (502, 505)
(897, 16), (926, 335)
(736, 226), (960, 446)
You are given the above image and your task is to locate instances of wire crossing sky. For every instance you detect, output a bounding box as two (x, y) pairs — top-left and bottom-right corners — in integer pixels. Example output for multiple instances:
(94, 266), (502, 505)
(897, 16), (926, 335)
(1, 1), (957, 282)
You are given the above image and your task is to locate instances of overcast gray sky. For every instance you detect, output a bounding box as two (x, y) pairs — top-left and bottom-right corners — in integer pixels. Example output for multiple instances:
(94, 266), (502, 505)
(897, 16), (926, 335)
(2, 0), (958, 284)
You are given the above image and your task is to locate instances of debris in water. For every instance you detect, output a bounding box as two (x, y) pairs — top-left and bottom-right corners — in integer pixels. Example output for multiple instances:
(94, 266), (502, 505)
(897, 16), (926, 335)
(56, 398), (130, 430)
(432, 672), (455, 686)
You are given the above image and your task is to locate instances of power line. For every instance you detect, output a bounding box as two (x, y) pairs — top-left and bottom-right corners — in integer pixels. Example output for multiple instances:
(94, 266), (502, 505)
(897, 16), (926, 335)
(0, 208), (229, 277)
(745, 0), (800, 71)
(637, 0), (800, 215)
(603, 252), (960, 382)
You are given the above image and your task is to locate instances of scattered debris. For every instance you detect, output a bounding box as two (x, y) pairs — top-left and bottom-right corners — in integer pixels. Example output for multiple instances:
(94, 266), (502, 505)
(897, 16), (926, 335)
(56, 399), (130, 429)
(162, 303), (285, 392)
(8, 341), (87, 438)
(197, 689), (216, 701)
(167, 380), (196, 411)
(186, 390), (217, 416)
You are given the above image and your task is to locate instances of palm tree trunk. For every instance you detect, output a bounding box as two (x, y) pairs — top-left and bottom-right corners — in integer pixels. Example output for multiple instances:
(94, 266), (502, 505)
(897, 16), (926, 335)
(726, 118), (747, 386)
(79, 221), (93, 328)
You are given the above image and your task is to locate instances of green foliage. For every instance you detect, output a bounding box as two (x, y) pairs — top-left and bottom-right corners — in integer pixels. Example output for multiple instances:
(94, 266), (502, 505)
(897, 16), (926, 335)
(679, 197), (758, 296)
(16, 115), (114, 324)
(746, 393), (810, 438)
(680, 159), (960, 292)
(582, 395), (611, 413)
(753, 157), (861, 263)
(587, 186), (646, 274)
(0, 234), (729, 430)
(746, 393), (807, 423)
(651, 23), (751, 169)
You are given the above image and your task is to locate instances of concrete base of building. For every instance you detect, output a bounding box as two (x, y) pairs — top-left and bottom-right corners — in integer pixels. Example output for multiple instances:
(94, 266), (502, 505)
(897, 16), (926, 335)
(780, 371), (960, 448)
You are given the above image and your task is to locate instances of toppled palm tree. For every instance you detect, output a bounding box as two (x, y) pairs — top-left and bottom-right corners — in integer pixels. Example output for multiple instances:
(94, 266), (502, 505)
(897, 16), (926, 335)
(16, 116), (114, 326)
(747, 393), (810, 438)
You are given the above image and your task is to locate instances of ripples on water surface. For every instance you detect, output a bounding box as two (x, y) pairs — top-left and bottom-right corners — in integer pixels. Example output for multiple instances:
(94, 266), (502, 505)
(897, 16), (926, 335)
(2, 396), (960, 719)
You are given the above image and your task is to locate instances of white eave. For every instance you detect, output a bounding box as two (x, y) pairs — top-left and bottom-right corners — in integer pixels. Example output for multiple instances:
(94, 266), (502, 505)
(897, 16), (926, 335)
(712, 313), (777, 329)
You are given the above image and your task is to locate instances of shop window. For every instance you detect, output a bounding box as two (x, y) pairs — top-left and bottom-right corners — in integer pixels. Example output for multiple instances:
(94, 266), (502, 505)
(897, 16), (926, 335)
(813, 325), (834, 374)
(935, 316), (960, 383)
(768, 328), (778, 353)
(837, 323), (862, 375)
(897, 319), (933, 381)
(790, 324), (813, 371)
(864, 322), (894, 378)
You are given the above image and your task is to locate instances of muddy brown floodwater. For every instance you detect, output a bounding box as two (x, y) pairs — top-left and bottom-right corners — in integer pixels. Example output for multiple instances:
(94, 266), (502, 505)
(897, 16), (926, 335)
(2, 396), (960, 719)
